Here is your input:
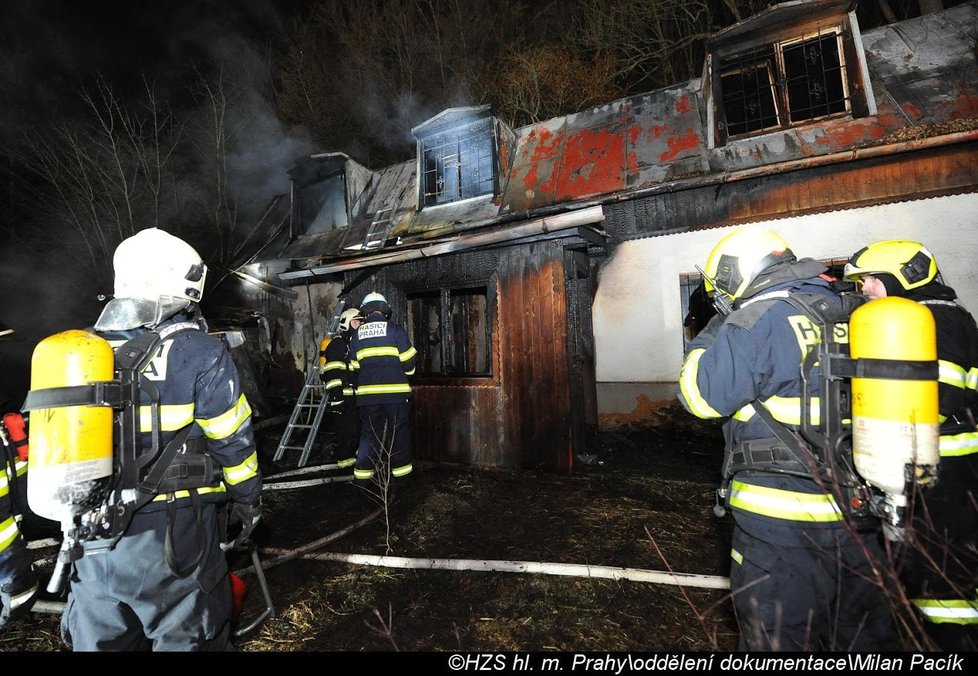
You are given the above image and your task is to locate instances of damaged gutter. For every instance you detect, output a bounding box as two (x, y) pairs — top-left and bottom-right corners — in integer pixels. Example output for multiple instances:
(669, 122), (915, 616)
(279, 205), (605, 280)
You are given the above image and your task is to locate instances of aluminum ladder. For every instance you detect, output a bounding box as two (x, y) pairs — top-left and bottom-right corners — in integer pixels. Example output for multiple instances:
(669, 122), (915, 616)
(272, 300), (348, 467)
(271, 359), (332, 467)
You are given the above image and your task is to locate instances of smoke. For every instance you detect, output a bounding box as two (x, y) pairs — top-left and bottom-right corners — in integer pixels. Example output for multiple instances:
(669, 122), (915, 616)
(0, 0), (315, 403)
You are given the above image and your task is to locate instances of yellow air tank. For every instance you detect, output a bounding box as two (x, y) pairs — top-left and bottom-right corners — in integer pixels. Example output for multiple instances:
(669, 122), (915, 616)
(850, 296), (939, 534)
(27, 329), (115, 524)
(318, 336), (332, 370)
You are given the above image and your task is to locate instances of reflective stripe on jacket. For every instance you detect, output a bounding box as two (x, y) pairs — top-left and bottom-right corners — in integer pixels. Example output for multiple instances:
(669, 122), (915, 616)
(322, 333), (356, 406)
(0, 456), (31, 584)
(349, 315), (417, 406)
(677, 277), (847, 530)
(912, 598), (978, 625)
(916, 294), (978, 458)
(103, 317), (261, 510)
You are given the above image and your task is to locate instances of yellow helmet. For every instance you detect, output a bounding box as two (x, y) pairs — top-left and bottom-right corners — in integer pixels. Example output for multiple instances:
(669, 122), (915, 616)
(338, 308), (364, 332)
(703, 227), (795, 301)
(843, 240), (938, 291)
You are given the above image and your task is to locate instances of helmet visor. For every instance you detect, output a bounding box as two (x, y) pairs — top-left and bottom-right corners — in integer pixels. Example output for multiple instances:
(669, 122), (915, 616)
(842, 261), (865, 282)
(94, 296), (190, 331)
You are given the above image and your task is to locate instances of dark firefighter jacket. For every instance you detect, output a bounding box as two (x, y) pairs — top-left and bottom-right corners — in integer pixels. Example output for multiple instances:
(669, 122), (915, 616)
(321, 332), (356, 407)
(904, 282), (978, 616)
(908, 283), (978, 458)
(678, 269), (849, 541)
(101, 315), (261, 512)
(349, 313), (417, 406)
(0, 452), (31, 594)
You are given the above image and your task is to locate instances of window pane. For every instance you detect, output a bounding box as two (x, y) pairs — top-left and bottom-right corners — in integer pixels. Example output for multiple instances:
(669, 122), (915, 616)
(407, 292), (441, 374)
(458, 133), (494, 200)
(679, 276), (716, 350)
(448, 289), (489, 375)
(720, 48), (780, 137)
(420, 121), (495, 207)
(783, 32), (848, 123)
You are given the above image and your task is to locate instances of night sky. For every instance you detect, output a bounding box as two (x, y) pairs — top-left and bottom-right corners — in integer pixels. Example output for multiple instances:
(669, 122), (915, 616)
(0, 1), (313, 403)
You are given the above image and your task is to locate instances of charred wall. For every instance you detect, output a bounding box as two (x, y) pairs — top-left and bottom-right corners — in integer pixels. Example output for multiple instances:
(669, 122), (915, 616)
(601, 140), (978, 243)
(341, 237), (594, 472)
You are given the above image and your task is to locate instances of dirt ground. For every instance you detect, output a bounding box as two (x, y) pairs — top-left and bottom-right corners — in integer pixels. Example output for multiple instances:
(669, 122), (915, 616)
(4, 403), (740, 653)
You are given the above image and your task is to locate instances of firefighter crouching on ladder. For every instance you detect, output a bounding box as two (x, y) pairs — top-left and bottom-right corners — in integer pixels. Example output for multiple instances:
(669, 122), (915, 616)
(678, 227), (894, 651)
(845, 240), (978, 649)
(321, 308), (364, 468)
(349, 292), (417, 490)
(47, 229), (262, 651)
(1, 410), (37, 629)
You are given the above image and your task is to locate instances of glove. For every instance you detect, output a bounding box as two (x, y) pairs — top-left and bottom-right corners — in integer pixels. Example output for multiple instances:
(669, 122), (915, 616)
(0, 565), (38, 629)
(230, 500), (262, 547)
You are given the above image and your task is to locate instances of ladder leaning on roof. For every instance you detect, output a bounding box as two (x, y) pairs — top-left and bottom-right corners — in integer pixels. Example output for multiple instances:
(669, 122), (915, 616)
(272, 299), (347, 467)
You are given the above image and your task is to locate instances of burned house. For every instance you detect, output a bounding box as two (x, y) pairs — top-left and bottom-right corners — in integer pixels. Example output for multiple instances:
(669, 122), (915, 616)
(213, 0), (978, 473)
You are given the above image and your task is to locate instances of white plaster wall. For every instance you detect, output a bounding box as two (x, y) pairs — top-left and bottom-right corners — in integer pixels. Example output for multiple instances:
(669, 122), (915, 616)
(593, 192), (978, 417)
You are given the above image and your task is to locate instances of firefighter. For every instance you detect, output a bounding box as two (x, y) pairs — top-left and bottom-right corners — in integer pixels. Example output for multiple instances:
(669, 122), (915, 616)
(1, 410), (37, 630)
(348, 292), (417, 490)
(321, 308), (364, 468)
(845, 240), (978, 650)
(678, 227), (893, 651)
(61, 228), (262, 651)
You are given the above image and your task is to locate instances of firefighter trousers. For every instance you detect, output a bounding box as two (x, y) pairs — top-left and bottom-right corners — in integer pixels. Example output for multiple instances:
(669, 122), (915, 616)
(354, 401), (412, 484)
(729, 522), (895, 651)
(62, 503), (231, 651)
(329, 400), (360, 465)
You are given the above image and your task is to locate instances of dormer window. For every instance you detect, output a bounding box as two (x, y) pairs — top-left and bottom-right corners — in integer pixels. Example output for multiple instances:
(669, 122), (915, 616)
(413, 106), (499, 208)
(707, 0), (873, 146)
(720, 28), (849, 137)
(288, 153), (351, 238)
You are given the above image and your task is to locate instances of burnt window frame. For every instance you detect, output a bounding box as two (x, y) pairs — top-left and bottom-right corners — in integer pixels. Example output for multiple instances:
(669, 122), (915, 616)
(717, 26), (850, 140)
(707, 8), (874, 147)
(416, 117), (499, 209)
(292, 171), (349, 238)
(406, 282), (494, 379)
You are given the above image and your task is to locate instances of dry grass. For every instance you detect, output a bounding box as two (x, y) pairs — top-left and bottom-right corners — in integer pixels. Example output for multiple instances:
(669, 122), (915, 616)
(6, 413), (739, 652)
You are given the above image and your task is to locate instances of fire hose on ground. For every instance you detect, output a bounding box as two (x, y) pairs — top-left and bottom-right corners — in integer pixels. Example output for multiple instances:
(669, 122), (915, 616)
(28, 465), (732, 616)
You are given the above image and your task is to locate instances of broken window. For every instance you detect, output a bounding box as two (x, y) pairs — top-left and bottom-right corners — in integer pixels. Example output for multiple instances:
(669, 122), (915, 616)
(679, 273), (715, 351)
(717, 27), (850, 140)
(289, 155), (350, 237)
(295, 173), (348, 235)
(407, 286), (491, 377)
(419, 118), (496, 207)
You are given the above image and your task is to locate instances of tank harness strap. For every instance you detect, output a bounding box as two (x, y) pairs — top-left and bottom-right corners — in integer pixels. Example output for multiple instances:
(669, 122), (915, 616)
(163, 488), (206, 578)
(728, 406), (818, 479)
(722, 291), (843, 480)
(125, 323), (215, 578)
(725, 436), (812, 477)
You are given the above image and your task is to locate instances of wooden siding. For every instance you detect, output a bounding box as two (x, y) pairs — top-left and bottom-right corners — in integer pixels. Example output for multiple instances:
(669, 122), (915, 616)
(606, 141), (978, 240)
(359, 243), (586, 472)
(408, 240), (579, 472)
(497, 240), (574, 473)
(411, 382), (503, 466)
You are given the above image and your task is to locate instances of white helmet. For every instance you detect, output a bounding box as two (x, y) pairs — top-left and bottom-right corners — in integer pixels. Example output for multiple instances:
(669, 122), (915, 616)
(360, 291), (391, 318)
(95, 228), (208, 331)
